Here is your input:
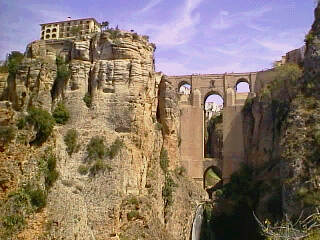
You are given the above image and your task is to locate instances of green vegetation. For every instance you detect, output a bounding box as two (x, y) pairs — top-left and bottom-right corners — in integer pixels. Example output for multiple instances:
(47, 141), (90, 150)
(127, 210), (140, 221)
(305, 31), (314, 45)
(0, 51), (24, 75)
(89, 159), (110, 176)
(0, 126), (16, 145)
(107, 137), (124, 159)
(83, 93), (92, 108)
(38, 148), (59, 189)
(174, 166), (186, 177)
(51, 56), (70, 99)
(82, 137), (123, 176)
(201, 164), (266, 240)
(162, 175), (177, 207)
(86, 136), (106, 162)
(271, 99), (290, 133)
(27, 188), (47, 210)
(155, 122), (163, 130)
(2, 215), (26, 233)
(52, 102), (70, 124)
(78, 165), (89, 175)
(17, 107), (55, 145)
(106, 28), (121, 39)
(160, 148), (169, 172)
(1, 149), (58, 238)
(64, 129), (80, 156)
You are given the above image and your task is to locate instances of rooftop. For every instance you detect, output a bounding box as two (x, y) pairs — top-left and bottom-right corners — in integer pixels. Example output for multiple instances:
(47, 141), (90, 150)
(40, 17), (100, 26)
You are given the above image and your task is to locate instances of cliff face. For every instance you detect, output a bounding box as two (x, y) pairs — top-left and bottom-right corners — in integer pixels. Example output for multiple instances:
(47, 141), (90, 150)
(0, 31), (205, 240)
(242, 3), (320, 220)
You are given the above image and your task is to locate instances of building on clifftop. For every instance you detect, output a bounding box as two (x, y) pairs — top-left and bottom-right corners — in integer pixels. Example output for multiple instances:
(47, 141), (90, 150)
(40, 18), (101, 40)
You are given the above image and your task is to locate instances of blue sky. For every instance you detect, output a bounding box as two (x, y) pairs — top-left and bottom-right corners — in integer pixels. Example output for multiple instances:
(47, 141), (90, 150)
(0, 0), (316, 75)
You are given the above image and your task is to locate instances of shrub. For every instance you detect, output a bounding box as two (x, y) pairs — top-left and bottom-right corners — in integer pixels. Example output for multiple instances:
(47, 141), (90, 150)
(160, 148), (169, 172)
(64, 129), (80, 156)
(132, 33), (139, 40)
(2, 214), (26, 232)
(127, 210), (139, 221)
(162, 175), (177, 207)
(127, 196), (139, 206)
(107, 137), (124, 159)
(7, 51), (24, 76)
(83, 93), (92, 108)
(52, 102), (70, 124)
(0, 126), (16, 144)
(86, 136), (106, 161)
(25, 107), (55, 145)
(78, 165), (89, 175)
(27, 188), (47, 210)
(17, 117), (26, 129)
(39, 149), (59, 189)
(89, 159), (107, 176)
(56, 56), (70, 82)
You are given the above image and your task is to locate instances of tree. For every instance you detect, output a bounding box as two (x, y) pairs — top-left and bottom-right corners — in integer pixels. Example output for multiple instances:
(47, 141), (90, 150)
(7, 51), (24, 76)
(101, 21), (109, 31)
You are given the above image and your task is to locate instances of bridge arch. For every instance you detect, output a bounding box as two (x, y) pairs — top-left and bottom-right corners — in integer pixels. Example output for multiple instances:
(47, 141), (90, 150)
(203, 165), (223, 197)
(203, 90), (224, 108)
(178, 81), (191, 95)
(235, 78), (251, 93)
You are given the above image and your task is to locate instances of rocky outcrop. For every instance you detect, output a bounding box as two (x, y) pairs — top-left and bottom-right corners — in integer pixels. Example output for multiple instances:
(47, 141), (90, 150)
(0, 30), (205, 240)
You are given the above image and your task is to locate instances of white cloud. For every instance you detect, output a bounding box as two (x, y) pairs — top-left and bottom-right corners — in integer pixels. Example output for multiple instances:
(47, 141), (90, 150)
(212, 6), (272, 31)
(138, 0), (204, 46)
(137, 0), (162, 14)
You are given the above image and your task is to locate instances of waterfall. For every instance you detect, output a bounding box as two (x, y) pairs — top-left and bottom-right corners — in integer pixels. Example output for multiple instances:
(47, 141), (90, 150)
(191, 204), (204, 240)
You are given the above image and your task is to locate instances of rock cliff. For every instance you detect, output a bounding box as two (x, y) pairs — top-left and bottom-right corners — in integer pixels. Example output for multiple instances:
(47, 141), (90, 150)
(0, 30), (206, 240)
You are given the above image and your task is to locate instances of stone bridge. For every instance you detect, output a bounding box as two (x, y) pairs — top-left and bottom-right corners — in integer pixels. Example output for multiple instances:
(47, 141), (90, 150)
(165, 70), (277, 185)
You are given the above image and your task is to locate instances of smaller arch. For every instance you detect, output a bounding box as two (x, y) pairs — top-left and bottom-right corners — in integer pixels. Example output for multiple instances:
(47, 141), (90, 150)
(235, 78), (251, 93)
(52, 34), (57, 38)
(52, 28), (57, 32)
(203, 166), (222, 189)
(46, 29), (51, 33)
(45, 34), (50, 39)
(178, 82), (191, 95)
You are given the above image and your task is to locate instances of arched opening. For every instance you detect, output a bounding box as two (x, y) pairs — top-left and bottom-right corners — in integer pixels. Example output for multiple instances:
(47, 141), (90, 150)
(204, 166), (222, 199)
(236, 79), (250, 93)
(52, 34), (57, 38)
(52, 28), (57, 32)
(204, 93), (223, 159)
(178, 82), (191, 95)
(45, 34), (50, 39)
(46, 29), (51, 33)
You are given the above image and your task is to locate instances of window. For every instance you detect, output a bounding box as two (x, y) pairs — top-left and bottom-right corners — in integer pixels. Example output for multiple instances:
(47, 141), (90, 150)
(41, 26), (45, 30)
(86, 21), (90, 24)
(45, 34), (50, 39)
(67, 27), (70, 31)
(52, 34), (57, 38)
(46, 29), (51, 33)
(42, 31), (44, 35)
(52, 28), (57, 32)
(67, 22), (70, 26)
(59, 33), (63, 38)
(41, 37), (44, 40)
(67, 33), (70, 37)
(80, 21), (83, 24)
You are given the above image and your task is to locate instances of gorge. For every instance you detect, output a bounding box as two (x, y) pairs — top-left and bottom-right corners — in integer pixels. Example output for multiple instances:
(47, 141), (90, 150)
(1, 2), (320, 240)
